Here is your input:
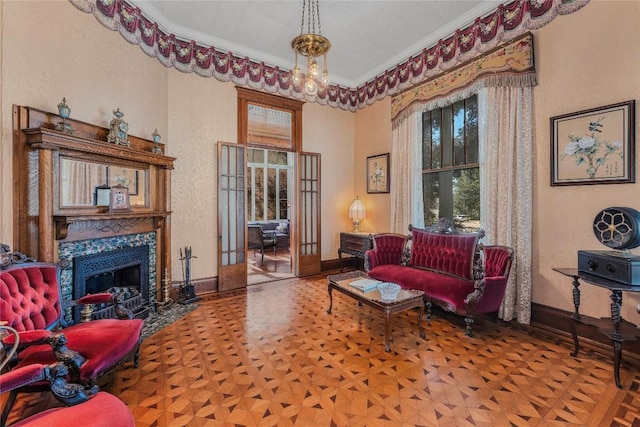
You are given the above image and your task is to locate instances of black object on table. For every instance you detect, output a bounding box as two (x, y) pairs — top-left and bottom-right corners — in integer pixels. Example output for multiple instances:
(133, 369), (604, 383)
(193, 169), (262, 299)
(553, 268), (640, 388)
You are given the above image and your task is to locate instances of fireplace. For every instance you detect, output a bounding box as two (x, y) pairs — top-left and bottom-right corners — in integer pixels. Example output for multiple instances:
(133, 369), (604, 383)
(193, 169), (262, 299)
(73, 245), (151, 323)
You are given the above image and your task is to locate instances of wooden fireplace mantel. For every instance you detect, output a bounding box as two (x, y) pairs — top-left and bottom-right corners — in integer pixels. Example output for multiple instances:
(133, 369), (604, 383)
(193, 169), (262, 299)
(12, 105), (175, 284)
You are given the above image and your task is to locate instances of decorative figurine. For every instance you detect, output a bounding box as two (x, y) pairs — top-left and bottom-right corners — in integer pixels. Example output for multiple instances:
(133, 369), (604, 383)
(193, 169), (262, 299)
(151, 129), (162, 154)
(107, 108), (130, 147)
(55, 97), (74, 134)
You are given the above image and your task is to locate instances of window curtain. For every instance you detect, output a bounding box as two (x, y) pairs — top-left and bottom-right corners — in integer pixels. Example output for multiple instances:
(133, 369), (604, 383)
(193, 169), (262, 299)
(390, 33), (535, 324)
(478, 86), (533, 324)
(390, 110), (423, 233)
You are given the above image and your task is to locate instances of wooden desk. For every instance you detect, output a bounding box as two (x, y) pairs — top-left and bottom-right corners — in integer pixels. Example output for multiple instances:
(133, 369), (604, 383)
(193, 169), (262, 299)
(553, 268), (640, 388)
(338, 232), (373, 272)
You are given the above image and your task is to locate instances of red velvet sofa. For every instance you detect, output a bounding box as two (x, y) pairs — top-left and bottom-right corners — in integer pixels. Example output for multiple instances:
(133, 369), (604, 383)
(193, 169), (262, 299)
(364, 223), (514, 336)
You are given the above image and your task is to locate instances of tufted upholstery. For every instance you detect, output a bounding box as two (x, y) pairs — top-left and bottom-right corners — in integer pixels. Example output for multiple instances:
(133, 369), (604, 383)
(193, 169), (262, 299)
(483, 245), (514, 278)
(367, 234), (406, 268)
(0, 264), (63, 332)
(408, 229), (480, 279)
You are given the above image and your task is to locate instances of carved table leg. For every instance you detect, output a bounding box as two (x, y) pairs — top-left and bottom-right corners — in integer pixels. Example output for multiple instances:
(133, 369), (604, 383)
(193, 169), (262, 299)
(385, 310), (392, 353)
(327, 284), (334, 314)
(570, 276), (581, 357)
(610, 290), (623, 388)
(570, 319), (580, 358)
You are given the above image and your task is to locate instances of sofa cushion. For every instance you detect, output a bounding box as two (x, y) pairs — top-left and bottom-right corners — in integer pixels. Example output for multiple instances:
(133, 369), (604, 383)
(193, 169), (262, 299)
(368, 264), (474, 311)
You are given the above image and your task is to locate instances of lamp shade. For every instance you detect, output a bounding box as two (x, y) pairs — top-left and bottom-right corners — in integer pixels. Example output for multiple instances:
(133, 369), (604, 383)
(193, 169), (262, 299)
(349, 198), (366, 221)
(349, 197), (366, 232)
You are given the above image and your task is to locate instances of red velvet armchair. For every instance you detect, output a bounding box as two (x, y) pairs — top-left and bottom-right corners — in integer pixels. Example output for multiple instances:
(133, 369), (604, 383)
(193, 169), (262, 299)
(0, 325), (134, 427)
(0, 257), (143, 426)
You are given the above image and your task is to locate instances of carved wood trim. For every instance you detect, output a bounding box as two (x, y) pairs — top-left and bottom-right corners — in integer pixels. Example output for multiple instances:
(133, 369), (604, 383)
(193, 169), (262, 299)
(13, 104), (175, 286)
(24, 128), (175, 168)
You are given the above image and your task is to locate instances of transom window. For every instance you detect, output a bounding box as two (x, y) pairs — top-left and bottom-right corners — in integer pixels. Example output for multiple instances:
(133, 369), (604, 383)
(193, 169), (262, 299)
(247, 148), (292, 221)
(422, 95), (480, 231)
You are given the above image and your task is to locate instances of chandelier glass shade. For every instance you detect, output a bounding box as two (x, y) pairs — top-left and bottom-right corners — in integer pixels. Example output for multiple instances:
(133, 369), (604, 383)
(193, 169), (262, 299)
(291, 0), (330, 96)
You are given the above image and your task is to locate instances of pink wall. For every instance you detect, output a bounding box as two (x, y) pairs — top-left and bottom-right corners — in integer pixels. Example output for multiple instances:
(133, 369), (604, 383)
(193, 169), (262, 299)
(532, 1), (640, 319)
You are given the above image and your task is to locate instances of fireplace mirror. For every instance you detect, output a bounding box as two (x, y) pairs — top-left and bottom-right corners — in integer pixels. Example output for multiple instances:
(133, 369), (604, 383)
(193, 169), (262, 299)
(59, 157), (148, 208)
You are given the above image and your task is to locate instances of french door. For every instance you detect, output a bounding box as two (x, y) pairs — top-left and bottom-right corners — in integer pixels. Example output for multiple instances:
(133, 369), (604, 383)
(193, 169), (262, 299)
(295, 152), (321, 276)
(217, 142), (247, 291)
(217, 143), (321, 287)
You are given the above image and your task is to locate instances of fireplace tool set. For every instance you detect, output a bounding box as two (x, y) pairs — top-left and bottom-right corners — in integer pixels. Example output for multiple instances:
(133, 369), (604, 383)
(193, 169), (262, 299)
(179, 246), (201, 304)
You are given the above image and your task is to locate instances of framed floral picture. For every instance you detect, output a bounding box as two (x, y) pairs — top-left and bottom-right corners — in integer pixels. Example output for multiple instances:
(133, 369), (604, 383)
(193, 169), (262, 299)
(367, 153), (390, 193)
(550, 100), (635, 186)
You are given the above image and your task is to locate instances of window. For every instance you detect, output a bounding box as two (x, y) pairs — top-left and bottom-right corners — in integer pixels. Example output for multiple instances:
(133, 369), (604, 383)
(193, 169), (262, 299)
(247, 148), (292, 221)
(421, 95), (479, 231)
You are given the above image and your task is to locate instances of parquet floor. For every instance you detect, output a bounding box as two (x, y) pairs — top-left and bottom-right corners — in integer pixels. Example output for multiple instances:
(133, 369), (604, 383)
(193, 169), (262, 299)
(5, 275), (640, 426)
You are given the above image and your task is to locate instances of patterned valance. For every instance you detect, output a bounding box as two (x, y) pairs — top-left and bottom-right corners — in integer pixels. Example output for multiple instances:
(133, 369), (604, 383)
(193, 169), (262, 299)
(69, 0), (589, 112)
(391, 33), (536, 125)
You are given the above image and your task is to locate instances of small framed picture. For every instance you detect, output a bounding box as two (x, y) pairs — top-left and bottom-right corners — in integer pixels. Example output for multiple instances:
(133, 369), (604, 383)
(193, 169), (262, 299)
(109, 184), (131, 212)
(367, 153), (390, 193)
(94, 185), (111, 206)
(550, 100), (635, 186)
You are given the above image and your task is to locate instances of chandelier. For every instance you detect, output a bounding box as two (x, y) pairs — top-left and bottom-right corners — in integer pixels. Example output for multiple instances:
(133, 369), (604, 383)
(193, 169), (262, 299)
(291, 0), (331, 96)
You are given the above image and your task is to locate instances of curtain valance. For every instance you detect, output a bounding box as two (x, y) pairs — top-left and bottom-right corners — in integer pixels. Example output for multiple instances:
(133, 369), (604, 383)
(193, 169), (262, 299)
(391, 33), (536, 126)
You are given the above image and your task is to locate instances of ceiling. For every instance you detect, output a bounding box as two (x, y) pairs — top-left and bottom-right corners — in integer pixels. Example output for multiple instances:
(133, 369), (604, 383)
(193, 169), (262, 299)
(131, 1), (503, 88)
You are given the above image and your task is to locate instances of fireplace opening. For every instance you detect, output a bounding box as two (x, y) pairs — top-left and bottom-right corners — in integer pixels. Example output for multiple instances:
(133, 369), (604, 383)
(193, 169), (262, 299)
(86, 265), (141, 294)
(73, 245), (151, 323)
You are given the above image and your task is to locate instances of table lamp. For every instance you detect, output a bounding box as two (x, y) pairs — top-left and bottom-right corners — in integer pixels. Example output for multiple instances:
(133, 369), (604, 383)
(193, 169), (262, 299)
(349, 196), (366, 232)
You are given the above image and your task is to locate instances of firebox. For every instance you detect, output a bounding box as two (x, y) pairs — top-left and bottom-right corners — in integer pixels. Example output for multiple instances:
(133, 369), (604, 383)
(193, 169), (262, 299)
(73, 245), (151, 323)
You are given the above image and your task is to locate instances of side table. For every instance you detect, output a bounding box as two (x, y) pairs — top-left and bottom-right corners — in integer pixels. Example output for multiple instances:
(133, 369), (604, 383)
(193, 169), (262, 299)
(338, 232), (373, 272)
(553, 268), (640, 388)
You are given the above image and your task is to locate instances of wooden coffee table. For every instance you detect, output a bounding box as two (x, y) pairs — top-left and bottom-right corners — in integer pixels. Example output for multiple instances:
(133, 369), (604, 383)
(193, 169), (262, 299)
(327, 270), (425, 352)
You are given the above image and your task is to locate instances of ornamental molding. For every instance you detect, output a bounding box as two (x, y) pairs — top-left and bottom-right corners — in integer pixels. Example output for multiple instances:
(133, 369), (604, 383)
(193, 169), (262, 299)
(69, 0), (590, 112)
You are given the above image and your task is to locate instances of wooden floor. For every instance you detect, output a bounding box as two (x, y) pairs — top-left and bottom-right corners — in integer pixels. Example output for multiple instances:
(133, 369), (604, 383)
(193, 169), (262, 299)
(6, 275), (640, 426)
(247, 250), (293, 285)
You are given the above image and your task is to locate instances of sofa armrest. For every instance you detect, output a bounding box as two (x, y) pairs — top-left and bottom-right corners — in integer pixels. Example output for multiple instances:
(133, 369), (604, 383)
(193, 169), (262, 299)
(364, 234), (406, 272)
(364, 249), (385, 271)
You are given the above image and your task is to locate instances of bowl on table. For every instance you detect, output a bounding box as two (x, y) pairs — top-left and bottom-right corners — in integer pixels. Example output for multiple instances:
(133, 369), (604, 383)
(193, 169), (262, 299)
(378, 282), (401, 301)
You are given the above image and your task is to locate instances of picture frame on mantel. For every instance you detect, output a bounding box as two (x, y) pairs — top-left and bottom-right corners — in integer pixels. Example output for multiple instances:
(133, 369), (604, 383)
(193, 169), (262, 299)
(367, 153), (390, 194)
(109, 184), (131, 212)
(550, 100), (635, 186)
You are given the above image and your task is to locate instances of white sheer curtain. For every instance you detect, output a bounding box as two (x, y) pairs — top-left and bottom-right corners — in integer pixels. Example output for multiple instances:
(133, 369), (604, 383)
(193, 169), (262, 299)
(390, 110), (423, 233)
(478, 86), (533, 324)
(61, 160), (108, 206)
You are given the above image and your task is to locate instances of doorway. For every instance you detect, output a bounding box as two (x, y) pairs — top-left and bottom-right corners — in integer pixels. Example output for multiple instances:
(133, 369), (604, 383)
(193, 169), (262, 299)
(246, 147), (294, 285)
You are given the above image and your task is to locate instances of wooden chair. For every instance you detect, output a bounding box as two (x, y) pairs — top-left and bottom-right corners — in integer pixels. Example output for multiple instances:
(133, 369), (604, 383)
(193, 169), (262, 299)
(0, 324), (135, 427)
(247, 225), (277, 263)
(0, 251), (143, 426)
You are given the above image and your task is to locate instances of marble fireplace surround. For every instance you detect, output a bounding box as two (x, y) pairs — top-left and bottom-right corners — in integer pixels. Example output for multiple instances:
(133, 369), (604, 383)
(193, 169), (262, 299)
(58, 232), (157, 322)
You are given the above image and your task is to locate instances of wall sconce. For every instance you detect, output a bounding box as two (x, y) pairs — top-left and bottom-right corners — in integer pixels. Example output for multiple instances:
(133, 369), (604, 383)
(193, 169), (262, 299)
(349, 196), (366, 232)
